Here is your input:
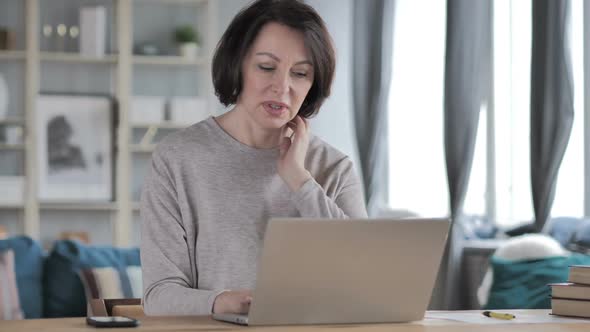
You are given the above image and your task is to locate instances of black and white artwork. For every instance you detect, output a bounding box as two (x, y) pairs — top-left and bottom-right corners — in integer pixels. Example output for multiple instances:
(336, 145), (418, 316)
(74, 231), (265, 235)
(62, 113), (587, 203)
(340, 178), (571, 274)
(37, 95), (112, 202)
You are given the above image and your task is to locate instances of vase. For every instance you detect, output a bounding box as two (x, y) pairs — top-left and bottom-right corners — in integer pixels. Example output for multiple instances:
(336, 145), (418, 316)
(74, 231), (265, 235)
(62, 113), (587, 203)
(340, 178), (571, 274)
(178, 42), (199, 59)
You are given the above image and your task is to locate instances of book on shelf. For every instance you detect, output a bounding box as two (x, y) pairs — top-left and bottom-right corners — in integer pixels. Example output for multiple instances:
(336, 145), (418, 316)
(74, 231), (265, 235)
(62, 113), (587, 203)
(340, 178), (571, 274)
(569, 265), (590, 285)
(551, 297), (590, 318)
(549, 283), (590, 301)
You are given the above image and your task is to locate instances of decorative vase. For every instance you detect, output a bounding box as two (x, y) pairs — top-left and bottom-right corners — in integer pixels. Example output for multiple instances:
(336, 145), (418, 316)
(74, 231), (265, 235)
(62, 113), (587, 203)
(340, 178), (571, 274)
(178, 42), (199, 59)
(0, 73), (8, 120)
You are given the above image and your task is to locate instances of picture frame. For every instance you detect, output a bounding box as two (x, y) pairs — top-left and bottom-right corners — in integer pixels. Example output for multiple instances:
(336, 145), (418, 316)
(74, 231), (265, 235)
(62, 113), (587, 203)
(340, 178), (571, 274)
(36, 94), (114, 202)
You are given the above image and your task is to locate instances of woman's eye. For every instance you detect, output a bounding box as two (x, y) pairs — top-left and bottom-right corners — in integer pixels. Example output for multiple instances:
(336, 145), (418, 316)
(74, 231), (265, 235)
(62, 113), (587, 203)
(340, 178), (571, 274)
(258, 65), (274, 71)
(293, 72), (307, 78)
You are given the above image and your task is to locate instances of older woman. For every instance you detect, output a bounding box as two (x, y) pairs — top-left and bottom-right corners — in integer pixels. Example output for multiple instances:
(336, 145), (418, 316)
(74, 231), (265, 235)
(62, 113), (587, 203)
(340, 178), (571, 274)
(140, 0), (367, 316)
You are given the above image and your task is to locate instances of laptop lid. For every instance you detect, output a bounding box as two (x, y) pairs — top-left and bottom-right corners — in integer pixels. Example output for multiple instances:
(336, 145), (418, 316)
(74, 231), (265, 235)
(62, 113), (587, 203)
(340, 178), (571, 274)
(247, 218), (450, 326)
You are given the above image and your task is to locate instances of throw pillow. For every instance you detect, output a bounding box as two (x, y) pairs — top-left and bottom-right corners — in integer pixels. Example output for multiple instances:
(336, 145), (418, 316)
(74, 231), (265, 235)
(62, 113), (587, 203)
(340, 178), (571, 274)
(0, 250), (24, 320)
(43, 240), (140, 317)
(485, 253), (590, 309)
(0, 236), (44, 318)
(79, 266), (142, 300)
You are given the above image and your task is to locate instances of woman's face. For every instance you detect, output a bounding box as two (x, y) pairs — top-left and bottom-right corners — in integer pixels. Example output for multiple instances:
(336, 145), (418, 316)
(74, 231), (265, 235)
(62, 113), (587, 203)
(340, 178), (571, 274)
(237, 22), (314, 129)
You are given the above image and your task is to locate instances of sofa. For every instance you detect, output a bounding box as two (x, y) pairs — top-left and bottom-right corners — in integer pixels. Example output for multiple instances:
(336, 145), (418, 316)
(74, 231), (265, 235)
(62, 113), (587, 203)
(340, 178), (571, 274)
(479, 218), (590, 309)
(0, 236), (141, 320)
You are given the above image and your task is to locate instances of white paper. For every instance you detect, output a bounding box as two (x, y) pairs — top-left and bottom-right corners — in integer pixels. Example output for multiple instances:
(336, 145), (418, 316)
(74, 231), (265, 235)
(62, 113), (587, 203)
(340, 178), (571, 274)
(424, 310), (590, 325)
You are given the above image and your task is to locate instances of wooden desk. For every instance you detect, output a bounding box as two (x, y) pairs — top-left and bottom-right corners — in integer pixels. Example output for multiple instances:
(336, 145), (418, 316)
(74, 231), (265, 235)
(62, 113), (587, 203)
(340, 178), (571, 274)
(0, 310), (588, 332)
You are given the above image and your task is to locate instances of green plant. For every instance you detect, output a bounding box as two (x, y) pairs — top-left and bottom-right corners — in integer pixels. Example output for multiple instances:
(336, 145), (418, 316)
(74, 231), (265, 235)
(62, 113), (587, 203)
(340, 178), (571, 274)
(174, 25), (199, 44)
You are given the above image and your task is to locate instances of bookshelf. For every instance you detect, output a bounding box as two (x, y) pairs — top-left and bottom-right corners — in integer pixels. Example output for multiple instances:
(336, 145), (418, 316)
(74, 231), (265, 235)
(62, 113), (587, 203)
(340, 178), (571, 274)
(39, 52), (118, 64)
(0, 143), (25, 150)
(39, 202), (119, 211)
(0, 0), (218, 246)
(0, 50), (26, 60)
(132, 55), (207, 66)
(0, 118), (25, 125)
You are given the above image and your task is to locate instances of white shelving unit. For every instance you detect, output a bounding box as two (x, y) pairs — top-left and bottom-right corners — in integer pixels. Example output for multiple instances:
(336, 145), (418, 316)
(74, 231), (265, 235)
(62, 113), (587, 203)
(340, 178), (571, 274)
(39, 202), (119, 211)
(131, 122), (186, 129)
(0, 143), (26, 150)
(0, 50), (26, 60)
(0, 0), (217, 246)
(132, 55), (207, 66)
(0, 118), (25, 125)
(40, 52), (118, 64)
(129, 144), (158, 153)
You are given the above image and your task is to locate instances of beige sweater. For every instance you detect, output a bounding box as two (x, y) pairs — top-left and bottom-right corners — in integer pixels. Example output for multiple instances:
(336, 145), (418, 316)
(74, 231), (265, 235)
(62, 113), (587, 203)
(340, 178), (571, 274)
(140, 116), (367, 316)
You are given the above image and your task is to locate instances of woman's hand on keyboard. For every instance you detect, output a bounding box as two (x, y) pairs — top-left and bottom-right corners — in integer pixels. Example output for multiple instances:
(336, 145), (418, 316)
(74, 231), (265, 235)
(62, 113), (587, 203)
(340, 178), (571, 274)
(212, 289), (253, 314)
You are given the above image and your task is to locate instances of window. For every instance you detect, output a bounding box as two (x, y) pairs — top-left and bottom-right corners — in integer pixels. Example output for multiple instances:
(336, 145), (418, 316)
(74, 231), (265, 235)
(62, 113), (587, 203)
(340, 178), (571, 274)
(388, 0), (587, 229)
(552, 0), (585, 219)
(479, 0), (535, 228)
(388, 0), (448, 217)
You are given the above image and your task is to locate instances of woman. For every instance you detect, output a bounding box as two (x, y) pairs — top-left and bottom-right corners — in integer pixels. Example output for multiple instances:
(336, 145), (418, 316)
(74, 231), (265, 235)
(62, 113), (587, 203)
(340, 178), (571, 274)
(140, 0), (367, 316)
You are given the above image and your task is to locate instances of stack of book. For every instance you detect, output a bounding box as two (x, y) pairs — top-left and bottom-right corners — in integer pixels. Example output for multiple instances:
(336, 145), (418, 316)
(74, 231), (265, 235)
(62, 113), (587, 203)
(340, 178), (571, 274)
(550, 265), (590, 318)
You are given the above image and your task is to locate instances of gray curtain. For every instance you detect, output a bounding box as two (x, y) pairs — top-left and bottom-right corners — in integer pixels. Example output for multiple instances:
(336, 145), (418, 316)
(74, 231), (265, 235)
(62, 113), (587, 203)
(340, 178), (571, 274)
(434, 0), (492, 310)
(352, 0), (395, 216)
(530, 0), (574, 232)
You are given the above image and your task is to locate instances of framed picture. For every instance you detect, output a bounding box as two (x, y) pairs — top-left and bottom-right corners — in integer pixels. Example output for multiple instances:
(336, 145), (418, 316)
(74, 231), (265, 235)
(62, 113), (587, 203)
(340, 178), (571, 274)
(36, 94), (114, 202)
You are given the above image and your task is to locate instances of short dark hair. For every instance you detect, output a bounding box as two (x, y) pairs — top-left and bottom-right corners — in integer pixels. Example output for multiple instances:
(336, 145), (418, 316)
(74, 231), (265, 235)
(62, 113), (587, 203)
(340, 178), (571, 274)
(212, 0), (336, 118)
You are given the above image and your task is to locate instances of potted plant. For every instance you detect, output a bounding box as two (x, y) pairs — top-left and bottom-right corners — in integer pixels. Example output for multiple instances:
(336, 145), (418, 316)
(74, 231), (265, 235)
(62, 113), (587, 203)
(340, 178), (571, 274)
(174, 25), (200, 59)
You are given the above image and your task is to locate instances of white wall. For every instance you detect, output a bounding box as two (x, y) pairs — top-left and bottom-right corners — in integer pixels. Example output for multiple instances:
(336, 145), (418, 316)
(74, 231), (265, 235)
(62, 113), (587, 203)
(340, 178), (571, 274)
(304, 0), (360, 170)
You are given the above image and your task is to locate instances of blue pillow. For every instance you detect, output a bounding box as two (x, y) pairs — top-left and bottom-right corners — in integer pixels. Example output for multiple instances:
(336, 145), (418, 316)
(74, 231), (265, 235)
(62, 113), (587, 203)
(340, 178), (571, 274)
(0, 236), (45, 318)
(486, 253), (590, 309)
(43, 240), (140, 318)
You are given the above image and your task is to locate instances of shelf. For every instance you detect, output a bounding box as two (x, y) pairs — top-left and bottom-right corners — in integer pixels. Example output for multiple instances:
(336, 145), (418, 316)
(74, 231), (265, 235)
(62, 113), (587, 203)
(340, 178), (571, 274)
(0, 144), (25, 150)
(40, 52), (118, 64)
(40, 202), (118, 211)
(0, 118), (25, 125)
(0, 50), (26, 60)
(131, 122), (187, 129)
(129, 144), (157, 153)
(0, 204), (24, 210)
(133, 55), (206, 66)
(137, 0), (207, 5)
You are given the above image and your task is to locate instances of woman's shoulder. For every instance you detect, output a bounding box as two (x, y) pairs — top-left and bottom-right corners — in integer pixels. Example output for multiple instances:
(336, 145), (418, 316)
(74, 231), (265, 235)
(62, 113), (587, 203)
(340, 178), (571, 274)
(307, 134), (353, 167)
(153, 117), (217, 158)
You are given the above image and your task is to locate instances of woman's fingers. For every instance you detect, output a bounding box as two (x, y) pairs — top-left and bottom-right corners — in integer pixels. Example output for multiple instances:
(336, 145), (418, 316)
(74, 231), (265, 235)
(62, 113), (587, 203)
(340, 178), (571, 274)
(279, 137), (291, 158)
(294, 115), (307, 135)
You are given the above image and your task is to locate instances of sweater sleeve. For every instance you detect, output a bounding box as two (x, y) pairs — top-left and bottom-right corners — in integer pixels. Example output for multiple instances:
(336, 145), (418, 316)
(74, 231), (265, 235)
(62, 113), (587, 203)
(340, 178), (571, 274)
(140, 148), (225, 316)
(292, 157), (368, 219)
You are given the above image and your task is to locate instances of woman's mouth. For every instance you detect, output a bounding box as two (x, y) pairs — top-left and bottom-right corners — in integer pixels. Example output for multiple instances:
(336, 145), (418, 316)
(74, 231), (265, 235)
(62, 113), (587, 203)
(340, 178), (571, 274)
(263, 102), (288, 116)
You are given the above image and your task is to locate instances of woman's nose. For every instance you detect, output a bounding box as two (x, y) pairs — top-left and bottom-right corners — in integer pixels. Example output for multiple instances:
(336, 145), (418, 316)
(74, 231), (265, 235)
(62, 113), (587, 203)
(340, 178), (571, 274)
(271, 70), (290, 95)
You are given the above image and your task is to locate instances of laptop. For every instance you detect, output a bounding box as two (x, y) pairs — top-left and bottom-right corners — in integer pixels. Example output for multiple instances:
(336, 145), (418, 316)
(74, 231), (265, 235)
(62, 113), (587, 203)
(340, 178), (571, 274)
(213, 218), (450, 326)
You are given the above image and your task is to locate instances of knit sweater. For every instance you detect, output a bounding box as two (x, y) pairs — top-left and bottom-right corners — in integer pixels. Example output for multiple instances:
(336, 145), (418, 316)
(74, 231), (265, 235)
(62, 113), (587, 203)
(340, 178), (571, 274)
(140, 116), (367, 315)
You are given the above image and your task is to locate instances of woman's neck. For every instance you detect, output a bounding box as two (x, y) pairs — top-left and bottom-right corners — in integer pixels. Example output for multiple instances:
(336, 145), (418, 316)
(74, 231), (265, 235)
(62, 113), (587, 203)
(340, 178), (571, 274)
(214, 107), (285, 149)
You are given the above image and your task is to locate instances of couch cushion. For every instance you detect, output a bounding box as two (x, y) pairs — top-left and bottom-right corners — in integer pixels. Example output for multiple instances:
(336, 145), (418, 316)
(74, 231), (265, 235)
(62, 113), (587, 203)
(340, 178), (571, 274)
(567, 219), (590, 254)
(79, 266), (142, 300)
(43, 240), (140, 318)
(485, 253), (590, 309)
(0, 250), (24, 320)
(0, 236), (44, 318)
